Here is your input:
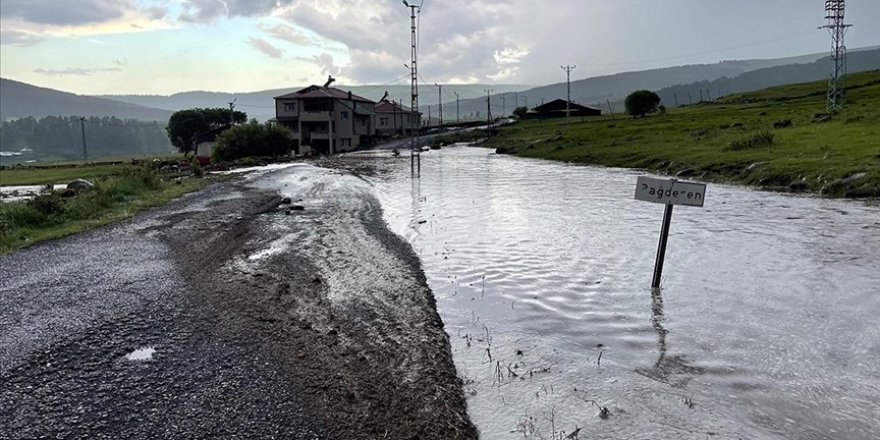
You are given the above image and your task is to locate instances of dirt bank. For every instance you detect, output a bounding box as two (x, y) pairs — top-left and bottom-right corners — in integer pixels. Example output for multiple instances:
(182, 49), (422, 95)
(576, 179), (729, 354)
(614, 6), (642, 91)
(159, 166), (477, 439)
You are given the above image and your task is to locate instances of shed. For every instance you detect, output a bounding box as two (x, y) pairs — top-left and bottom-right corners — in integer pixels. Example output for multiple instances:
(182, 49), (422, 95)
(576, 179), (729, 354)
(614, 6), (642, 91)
(523, 99), (601, 119)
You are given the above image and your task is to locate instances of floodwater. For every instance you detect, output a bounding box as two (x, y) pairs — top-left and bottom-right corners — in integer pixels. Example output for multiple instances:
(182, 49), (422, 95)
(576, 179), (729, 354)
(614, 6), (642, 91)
(364, 146), (880, 439)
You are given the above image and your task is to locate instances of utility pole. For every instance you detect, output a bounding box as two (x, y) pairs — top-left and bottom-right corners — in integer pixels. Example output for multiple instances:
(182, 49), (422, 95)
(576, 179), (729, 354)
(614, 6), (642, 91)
(501, 93), (506, 117)
(673, 93), (679, 108)
(687, 90), (693, 105)
(428, 105), (432, 127)
(485, 89), (493, 130)
(403, 1), (421, 175)
(393, 99), (398, 135)
(561, 65), (576, 120)
(606, 99), (615, 120)
(228, 99), (236, 125)
(454, 91), (460, 124)
(79, 117), (88, 162)
(435, 83), (443, 127)
(820, 0), (852, 110)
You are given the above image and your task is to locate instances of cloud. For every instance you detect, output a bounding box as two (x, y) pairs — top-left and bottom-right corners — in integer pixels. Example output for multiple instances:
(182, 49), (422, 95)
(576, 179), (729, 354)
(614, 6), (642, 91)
(0, 0), (137, 26)
(180, 0), (294, 22)
(34, 67), (122, 76)
(0, 30), (45, 46)
(246, 36), (283, 58)
(258, 23), (313, 46)
(312, 53), (341, 75)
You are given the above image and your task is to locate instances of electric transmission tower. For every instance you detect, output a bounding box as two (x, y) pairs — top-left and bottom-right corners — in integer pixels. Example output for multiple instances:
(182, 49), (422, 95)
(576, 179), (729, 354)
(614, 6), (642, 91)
(403, 1), (421, 175)
(561, 65), (576, 119)
(819, 0), (852, 111)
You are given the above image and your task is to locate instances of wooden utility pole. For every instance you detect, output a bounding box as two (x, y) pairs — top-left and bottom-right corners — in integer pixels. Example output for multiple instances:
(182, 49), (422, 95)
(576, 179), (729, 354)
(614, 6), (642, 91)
(79, 117), (88, 161)
(454, 91), (460, 123)
(561, 65), (576, 120)
(435, 83), (443, 127)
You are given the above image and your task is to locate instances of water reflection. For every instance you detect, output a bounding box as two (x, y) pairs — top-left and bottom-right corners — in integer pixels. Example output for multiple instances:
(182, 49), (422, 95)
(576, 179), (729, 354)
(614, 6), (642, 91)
(360, 146), (880, 439)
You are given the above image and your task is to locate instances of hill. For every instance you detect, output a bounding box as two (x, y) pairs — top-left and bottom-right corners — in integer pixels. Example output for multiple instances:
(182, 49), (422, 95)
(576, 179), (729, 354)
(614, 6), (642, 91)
(484, 70), (880, 198)
(652, 48), (880, 107)
(0, 78), (172, 122)
(444, 47), (880, 120)
(100, 84), (528, 122)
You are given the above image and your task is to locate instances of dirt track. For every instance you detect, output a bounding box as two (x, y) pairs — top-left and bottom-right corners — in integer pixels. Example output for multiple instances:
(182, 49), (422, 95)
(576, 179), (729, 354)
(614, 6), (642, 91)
(0, 164), (476, 439)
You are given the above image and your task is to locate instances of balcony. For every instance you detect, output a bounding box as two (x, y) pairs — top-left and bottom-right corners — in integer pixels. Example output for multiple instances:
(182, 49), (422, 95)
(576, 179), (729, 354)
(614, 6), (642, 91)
(300, 111), (332, 121)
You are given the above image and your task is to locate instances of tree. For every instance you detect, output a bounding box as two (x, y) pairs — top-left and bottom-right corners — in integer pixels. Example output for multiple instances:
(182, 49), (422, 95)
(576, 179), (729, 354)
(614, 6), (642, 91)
(212, 123), (295, 162)
(624, 90), (661, 117)
(166, 108), (246, 155)
(512, 106), (529, 119)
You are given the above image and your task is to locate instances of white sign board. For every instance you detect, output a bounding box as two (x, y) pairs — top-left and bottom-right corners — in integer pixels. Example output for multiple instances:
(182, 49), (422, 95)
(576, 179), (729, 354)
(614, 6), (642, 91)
(635, 176), (706, 207)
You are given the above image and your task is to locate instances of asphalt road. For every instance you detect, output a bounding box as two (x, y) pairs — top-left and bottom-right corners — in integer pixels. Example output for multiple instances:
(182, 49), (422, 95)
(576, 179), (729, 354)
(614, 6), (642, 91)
(0, 164), (475, 439)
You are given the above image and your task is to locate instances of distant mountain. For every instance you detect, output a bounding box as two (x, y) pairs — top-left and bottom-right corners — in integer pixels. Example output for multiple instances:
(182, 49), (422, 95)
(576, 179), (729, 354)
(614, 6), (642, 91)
(101, 84), (528, 122)
(652, 48), (880, 107)
(0, 78), (172, 122)
(444, 46), (880, 119)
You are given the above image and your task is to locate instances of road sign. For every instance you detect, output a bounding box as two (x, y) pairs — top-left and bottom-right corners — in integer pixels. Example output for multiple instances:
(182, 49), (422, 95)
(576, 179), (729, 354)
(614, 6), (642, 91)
(635, 176), (707, 208)
(634, 176), (708, 288)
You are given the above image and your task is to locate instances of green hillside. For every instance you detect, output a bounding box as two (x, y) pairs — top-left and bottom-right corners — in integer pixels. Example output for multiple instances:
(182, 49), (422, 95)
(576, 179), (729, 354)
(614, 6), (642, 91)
(487, 70), (880, 197)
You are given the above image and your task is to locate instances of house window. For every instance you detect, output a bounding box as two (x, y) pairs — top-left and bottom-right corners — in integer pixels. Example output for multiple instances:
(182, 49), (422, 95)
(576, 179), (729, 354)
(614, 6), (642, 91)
(380, 117), (389, 127)
(341, 111), (350, 120)
(284, 102), (296, 112)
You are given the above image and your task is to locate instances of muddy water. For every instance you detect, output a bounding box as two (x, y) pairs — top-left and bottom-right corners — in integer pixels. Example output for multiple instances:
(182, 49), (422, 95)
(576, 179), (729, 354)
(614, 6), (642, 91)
(364, 146), (880, 440)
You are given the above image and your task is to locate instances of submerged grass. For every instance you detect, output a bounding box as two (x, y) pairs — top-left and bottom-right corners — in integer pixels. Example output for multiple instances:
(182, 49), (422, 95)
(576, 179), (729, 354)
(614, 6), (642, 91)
(0, 166), (212, 254)
(484, 70), (880, 197)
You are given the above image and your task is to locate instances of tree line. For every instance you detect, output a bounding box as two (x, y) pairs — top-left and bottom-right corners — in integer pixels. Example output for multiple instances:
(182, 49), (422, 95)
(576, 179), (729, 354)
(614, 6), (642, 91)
(0, 116), (173, 160)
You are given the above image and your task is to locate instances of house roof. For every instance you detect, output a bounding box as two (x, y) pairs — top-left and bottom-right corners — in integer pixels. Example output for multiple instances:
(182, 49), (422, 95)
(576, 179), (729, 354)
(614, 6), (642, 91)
(375, 99), (420, 114)
(274, 85), (374, 103)
(530, 99), (601, 113)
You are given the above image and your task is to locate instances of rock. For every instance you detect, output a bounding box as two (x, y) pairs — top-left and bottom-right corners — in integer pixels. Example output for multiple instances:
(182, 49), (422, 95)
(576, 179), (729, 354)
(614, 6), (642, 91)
(495, 147), (509, 154)
(60, 188), (78, 198)
(676, 168), (696, 177)
(841, 172), (867, 185)
(773, 119), (792, 129)
(745, 162), (765, 172)
(812, 114), (832, 123)
(789, 180), (809, 192)
(279, 197), (292, 205)
(291, 205), (305, 211)
(66, 179), (94, 191)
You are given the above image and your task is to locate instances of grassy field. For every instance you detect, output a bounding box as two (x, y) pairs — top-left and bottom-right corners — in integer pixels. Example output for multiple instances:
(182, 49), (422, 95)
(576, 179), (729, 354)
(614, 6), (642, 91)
(486, 70), (880, 197)
(0, 167), (213, 254)
(0, 154), (184, 186)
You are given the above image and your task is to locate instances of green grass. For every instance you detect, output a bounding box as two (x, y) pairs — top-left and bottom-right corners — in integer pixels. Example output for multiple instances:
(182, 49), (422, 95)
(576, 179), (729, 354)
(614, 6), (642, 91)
(0, 153), (185, 186)
(486, 70), (880, 197)
(0, 166), (213, 254)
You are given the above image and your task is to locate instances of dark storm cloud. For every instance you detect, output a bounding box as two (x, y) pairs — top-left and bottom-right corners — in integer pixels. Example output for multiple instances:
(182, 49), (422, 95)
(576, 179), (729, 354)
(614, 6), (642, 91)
(0, 0), (138, 26)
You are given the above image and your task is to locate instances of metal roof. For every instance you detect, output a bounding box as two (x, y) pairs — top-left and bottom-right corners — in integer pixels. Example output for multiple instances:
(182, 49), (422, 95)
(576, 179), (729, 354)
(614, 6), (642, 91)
(274, 85), (374, 103)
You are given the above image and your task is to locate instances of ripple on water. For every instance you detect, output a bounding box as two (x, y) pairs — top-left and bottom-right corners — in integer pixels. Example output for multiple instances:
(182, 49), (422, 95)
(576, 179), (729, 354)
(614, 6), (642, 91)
(366, 146), (880, 439)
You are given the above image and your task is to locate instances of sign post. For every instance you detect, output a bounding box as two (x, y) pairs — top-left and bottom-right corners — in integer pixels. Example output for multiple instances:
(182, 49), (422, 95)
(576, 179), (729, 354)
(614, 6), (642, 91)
(634, 176), (707, 288)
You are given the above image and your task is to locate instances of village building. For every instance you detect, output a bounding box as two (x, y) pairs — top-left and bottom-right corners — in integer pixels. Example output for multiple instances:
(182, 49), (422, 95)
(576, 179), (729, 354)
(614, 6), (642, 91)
(194, 125), (231, 157)
(374, 99), (421, 137)
(273, 84), (376, 155)
(523, 99), (602, 119)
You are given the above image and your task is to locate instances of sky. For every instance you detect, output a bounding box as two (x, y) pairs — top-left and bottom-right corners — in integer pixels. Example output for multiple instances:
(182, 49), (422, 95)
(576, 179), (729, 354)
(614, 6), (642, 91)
(1, 0), (879, 95)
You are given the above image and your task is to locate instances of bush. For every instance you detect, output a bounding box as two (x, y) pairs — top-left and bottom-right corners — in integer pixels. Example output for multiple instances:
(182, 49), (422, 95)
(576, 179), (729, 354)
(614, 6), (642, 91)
(625, 90), (661, 117)
(727, 131), (775, 151)
(213, 123), (296, 162)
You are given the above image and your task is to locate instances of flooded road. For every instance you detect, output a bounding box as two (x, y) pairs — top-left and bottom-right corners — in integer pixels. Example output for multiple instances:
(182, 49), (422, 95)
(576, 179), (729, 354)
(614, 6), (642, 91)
(359, 146), (880, 439)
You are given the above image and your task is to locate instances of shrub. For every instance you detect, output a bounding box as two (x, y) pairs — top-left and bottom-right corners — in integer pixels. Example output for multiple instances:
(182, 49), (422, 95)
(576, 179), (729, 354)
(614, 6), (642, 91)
(727, 131), (775, 151)
(625, 90), (661, 117)
(213, 123), (296, 162)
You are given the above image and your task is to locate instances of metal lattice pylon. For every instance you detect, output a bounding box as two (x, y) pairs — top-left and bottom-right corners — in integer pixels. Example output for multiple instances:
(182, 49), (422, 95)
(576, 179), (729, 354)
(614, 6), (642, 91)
(819, 0), (852, 111)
